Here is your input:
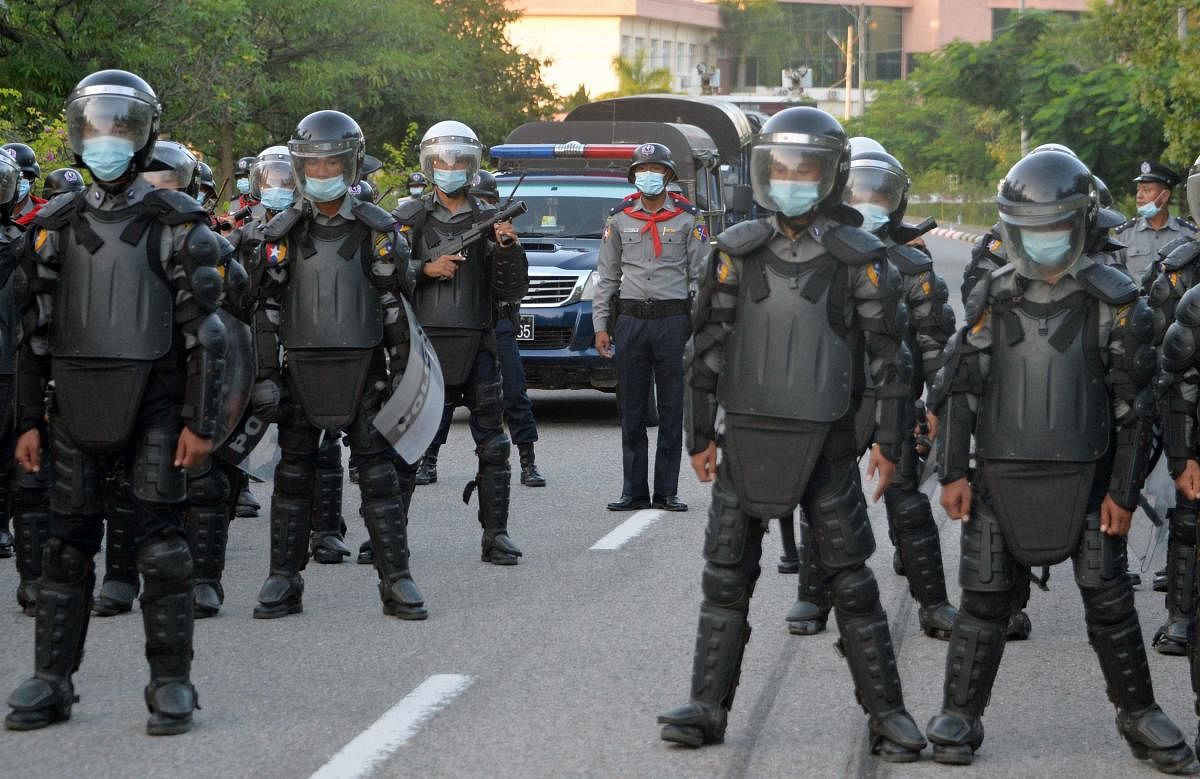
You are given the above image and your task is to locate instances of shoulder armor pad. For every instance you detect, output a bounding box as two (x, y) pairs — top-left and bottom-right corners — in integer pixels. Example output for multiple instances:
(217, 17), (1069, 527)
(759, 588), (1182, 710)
(1162, 322), (1198, 373)
(1163, 238), (1200, 270)
(261, 206), (303, 242)
(1116, 219), (1136, 234)
(1181, 219), (1197, 233)
(715, 218), (773, 256)
(31, 191), (79, 226)
(964, 268), (994, 324)
(143, 188), (208, 223)
(886, 243), (933, 275)
(390, 197), (425, 225)
(351, 199), (397, 233)
(1176, 285), (1200, 328)
(214, 232), (235, 262)
(1077, 261), (1138, 305)
(821, 224), (886, 265)
(1159, 235), (1193, 260)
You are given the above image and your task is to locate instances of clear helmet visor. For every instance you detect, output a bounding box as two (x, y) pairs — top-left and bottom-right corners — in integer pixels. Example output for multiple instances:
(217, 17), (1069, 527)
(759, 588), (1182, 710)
(0, 155), (18, 206)
(251, 159), (296, 200)
(750, 144), (838, 215)
(1188, 165), (1200, 225)
(419, 137), (482, 182)
(999, 205), (1089, 280)
(287, 143), (359, 200)
(843, 166), (906, 213)
(65, 94), (154, 155)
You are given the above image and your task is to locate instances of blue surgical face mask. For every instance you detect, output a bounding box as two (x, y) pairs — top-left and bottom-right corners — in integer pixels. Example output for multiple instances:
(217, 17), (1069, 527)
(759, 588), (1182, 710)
(1137, 200), (1161, 219)
(433, 168), (468, 194)
(769, 179), (822, 217)
(260, 187), (295, 212)
(1021, 228), (1073, 266)
(634, 171), (666, 196)
(409, 187), (424, 197)
(81, 135), (135, 182)
(304, 175), (347, 203)
(853, 202), (891, 233)
(16, 178), (30, 201)
(236, 177), (250, 195)
(193, 192), (207, 205)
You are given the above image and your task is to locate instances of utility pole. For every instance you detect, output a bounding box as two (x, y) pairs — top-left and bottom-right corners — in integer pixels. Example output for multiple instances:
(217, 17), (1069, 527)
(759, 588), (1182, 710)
(844, 24), (854, 121)
(857, 4), (866, 116)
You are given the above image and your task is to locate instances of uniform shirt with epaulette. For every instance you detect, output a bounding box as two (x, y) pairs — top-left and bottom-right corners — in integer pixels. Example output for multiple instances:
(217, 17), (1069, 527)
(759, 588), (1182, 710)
(1117, 215), (1197, 279)
(592, 193), (709, 333)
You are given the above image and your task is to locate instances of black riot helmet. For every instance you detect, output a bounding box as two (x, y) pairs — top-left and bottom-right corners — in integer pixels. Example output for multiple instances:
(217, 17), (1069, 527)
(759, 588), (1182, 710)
(843, 147), (909, 235)
(197, 161), (216, 194)
(1, 143), (40, 180)
(627, 142), (677, 183)
(143, 140), (199, 195)
(996, 150), (1097, 282)
(362, 154), (384, 178)
(751, 106), (850, 218)
(349, 179), (376, 203)
(288, 109), (365, 203)
(406, 171), (427, 197)
(42, 167), (85, 199)
(64, 69), (161, 180)
(1092, 175), (1125, 231)
(235, 156), (256, 177)
(470, 170), (499, 203)
(0, 151), (20, 220)
(1030, 142), (1077, 158)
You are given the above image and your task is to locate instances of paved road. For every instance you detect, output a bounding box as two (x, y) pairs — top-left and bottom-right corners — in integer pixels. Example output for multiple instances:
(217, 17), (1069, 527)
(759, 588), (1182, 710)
(0, 233), (1192, 778)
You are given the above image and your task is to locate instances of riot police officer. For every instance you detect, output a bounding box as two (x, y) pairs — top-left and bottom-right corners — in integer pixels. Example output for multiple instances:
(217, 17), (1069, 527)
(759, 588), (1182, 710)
(2, 143), (44, 228)
(406, 172), (427, 199)
(784, 141), (958, 640)
(231, 155), (257, 211)
(657, 107), (925, 759)
(254, 109), (429, 618)
(40, 168), (85, 200)
(594, 142), (708, 512)
(926, 150), (1194, 772)
(5, 69), (225, 735)
(391, 120), (528, 565)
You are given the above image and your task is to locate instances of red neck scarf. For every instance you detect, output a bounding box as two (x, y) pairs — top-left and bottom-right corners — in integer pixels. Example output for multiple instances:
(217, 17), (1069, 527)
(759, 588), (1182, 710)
(621, 195), (687, 257)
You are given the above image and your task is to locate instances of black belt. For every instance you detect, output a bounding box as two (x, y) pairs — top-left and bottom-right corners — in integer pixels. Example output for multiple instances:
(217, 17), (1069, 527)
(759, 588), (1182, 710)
(616, 298), (690, 319)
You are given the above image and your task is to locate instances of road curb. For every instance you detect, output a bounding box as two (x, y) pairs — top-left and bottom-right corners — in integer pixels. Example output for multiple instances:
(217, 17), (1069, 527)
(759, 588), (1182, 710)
(929, 226), (986, 244)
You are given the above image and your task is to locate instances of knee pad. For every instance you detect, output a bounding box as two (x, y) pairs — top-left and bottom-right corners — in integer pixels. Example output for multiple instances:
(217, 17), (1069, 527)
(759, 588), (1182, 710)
(959, 499), (1021, 592)
(187, 464), (230, 506)
(806, 464), (874, 570)
(277, 424), (321, 456)
(1081, 579), (1135, 627)
(358, 458), (399, 501)
(472, 377), (504, 431)
(274, 456), (315, 498)
(137, 536), (193, 585)
(132, 427), (186, 504)
(882, 488), (935, 534)
(1170, 498), (1199, 546)
(477, 434), (511, 467)
(701, 562), (752, 611)
(830, 565), (879, 617)
(50, 432), (102, 515)
(42, 538), (93, 584)
(704, 481), (749, 566)
(960, 589), (1016, 622)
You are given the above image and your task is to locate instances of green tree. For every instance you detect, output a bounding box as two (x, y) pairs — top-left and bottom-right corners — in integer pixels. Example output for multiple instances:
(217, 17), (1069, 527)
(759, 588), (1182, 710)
(598, 51), (673, 98)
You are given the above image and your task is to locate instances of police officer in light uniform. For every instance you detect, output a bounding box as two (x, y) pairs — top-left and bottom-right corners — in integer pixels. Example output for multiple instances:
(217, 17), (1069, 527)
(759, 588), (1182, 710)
(593, 143), (708, 512)
(1117, 160), (1195, 280)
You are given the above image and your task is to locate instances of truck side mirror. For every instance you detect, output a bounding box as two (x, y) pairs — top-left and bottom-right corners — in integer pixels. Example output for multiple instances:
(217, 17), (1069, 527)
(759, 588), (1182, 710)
(732, 185), (754, 214)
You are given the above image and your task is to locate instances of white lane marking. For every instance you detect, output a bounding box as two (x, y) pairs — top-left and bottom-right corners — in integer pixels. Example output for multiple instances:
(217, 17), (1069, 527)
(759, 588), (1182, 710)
(591, 509), (666, 550)
(309, 674), (474, 779)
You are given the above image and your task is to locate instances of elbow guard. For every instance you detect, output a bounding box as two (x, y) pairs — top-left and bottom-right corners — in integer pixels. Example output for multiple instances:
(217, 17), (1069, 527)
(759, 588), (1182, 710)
(183, 312), (227, 438)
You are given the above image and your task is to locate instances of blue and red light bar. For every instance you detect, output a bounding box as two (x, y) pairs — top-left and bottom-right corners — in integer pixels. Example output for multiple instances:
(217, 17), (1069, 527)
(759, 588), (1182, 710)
(489, 142), (638, 160)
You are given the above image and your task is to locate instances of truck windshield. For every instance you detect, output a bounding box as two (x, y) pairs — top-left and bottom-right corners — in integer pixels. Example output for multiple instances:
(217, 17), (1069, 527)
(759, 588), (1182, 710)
(497, 180), (635, 238)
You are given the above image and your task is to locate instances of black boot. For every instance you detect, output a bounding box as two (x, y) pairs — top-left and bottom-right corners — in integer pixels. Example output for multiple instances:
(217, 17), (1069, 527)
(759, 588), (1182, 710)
(235, 486), (260, 519)
(927, 609), (1007, 765)
(1090, 609), (1198, 774)
(0, 525), (12, 558)
(1155, 502), (1197, 656)
(472, 437), (522, 565)
(786, 520), (830, 635)
(885, 488), (957, 640)
(139, 537), (198, 736)
(94, 478), (139, 617)
(360, 459), (427, 620)
(658, 604), (748, 747)
(777, 513), (799, 574)
(415, 446), (439, 486)
(831, 568), (926, 762)
(254, 493), (310, 619)
(187, 463), (232, 619)
(6, 539), (92, 731)
(518, 443), (545, 487)
(12, 491), (50, 616)
(310, 442), (351, 565)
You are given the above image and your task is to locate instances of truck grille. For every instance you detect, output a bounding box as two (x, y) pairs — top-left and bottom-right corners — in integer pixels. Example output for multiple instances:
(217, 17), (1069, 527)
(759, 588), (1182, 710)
(523, 326), (574, 350)
(522, 275), (580, 306)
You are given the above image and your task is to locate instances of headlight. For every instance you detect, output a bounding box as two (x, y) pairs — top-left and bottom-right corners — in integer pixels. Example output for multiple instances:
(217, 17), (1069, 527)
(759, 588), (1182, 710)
(579, 271), (597, 301)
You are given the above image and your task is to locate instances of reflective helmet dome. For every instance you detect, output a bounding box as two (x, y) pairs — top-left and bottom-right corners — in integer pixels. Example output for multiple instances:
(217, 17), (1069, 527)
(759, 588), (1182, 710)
(65, 69), (161, 179)
(750, 107), (850, 218)
(844, 146), (909, 235)
(288, 110), (365, 203)
(996, 150), (1097, 281)
(419, 120), (482, 195)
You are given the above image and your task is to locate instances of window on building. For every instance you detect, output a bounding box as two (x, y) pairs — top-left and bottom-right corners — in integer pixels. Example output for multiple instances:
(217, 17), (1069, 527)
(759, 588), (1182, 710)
(663, 41), (673, 71)
(621, 35), (631, 59)
(650, 39), (660, 68)
(677, 41), (687, 72)
(635, 36), (645, 57)
(690, 43), (697, 70)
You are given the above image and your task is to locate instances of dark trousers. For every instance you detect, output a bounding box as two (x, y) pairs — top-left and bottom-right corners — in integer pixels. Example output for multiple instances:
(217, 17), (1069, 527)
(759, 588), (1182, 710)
(613, 312), (688, 500)
(431, 322), (538, 448)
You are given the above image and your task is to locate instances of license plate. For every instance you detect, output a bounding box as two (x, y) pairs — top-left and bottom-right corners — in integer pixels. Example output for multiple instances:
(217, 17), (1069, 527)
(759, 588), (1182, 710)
(517, 315), (535, 341)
